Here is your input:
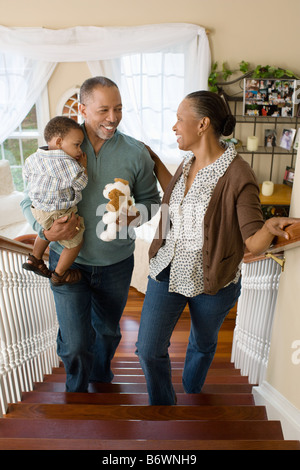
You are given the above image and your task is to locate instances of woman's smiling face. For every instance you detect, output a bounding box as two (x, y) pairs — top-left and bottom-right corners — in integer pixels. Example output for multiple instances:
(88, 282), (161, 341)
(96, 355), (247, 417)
(172, 99), (202, 152)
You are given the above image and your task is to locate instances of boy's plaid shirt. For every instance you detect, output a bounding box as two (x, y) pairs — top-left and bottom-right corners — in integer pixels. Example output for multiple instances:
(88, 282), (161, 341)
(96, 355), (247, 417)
(23, 147), (88, 211)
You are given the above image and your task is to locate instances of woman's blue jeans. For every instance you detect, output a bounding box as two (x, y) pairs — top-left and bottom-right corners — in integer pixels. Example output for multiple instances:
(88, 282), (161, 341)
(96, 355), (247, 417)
(136, 265), (241, 405)
(49, 249), (134, 392)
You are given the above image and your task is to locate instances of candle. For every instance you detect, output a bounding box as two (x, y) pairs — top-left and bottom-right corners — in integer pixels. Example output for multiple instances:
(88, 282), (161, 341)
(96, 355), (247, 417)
(261, 180), (274, 196)
(247, 136), (258, 151)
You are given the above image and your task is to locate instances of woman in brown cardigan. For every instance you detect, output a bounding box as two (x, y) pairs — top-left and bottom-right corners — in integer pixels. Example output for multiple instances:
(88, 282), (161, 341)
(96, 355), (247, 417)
(136, 91), (298, 405)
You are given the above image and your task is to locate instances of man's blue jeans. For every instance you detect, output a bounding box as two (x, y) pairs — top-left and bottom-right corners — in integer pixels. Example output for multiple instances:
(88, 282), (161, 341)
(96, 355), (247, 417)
(136, 265), (241, 405)
(49, 249), (134, 392)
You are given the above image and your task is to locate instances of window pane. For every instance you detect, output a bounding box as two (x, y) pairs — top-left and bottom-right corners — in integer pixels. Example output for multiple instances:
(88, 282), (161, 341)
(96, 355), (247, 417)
(3, 139), (21, 165)
(23, 139), (38, 159)
(10, 167), (24, 192)
(21, 105), (38, 130)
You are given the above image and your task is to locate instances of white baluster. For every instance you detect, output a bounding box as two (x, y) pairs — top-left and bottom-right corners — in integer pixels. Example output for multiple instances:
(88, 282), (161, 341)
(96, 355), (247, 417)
(12, 253), (34, 391)
(21, 257), (44, 382)
(232, 257), (282, 385)
(0, 252), (20, 407)
(0, 246), (60, 411)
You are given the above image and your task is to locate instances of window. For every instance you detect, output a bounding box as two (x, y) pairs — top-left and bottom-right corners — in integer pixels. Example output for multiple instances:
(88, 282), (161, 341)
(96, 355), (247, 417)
(119, 52), (185, 163)
(0, 93), (49, 192)
(57, 87), (83, 124)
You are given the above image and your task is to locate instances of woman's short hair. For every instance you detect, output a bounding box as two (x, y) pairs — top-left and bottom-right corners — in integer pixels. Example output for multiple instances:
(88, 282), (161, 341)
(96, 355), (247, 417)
(186, 90), (236, 137)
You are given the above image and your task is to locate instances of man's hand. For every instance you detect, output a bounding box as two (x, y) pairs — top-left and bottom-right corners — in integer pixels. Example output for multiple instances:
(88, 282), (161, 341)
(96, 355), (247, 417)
(116, 208), (141, 228)
(44, 212), (80, 242)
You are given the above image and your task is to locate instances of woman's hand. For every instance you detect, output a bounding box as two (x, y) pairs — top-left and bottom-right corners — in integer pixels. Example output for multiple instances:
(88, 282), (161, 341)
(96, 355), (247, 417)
(245, 216), (300, 255)
(43, 212), (80, 242)
(264, 217), (300, 239)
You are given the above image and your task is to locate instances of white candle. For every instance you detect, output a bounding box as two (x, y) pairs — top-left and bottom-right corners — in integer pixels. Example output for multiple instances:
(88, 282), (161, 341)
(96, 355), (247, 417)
(261, 180), (274, 196)
(247, 136), (258, 151)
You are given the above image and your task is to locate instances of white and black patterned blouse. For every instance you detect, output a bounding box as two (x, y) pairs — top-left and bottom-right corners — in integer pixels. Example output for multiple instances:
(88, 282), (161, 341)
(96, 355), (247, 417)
(149, 142), (240, 297)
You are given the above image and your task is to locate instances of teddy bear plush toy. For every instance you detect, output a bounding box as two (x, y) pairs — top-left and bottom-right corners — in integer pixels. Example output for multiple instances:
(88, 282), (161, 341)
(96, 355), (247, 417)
(100, 178), (140, 242)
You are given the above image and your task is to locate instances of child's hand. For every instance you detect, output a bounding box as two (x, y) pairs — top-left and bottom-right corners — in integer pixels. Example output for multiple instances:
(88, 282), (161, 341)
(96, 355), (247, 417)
(79, 152), (87, 168)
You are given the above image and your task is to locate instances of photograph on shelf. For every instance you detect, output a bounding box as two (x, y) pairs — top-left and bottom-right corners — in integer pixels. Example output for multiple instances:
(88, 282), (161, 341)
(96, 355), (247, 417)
(293, 128), (300, 150)
(279, 128), (296, 150)
(283, 166), (295, 186)
(243, 78), (296, 117)
(264, 129), (277, 147)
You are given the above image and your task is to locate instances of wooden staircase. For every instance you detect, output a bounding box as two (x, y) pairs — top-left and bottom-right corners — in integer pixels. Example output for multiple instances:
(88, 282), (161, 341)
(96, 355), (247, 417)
(0, 288), (299, 450)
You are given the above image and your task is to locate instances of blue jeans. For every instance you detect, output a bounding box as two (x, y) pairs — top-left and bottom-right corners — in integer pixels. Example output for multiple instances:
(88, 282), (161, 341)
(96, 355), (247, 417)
(49, 249), (134, 392)
(136, 265), (241, 405)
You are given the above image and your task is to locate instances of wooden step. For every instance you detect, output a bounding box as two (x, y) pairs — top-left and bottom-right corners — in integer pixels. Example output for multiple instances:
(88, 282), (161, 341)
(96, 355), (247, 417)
(0, 418), (284, 440)
(32, 381), (254, 394)
(0, 438), (299, 450)
(5, 403), (268, 421)
(42, 373), (249, 384)
(19, 391), (256, 406)
(1, 288), (298, 451)
(52, 366), (241, 375)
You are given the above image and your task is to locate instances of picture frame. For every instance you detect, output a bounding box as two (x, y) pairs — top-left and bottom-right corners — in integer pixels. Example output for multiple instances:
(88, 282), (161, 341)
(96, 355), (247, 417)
(283, 166), (295, 186)
(243, 78), (296, 117)
(264, 129), (277, 147)
(293, 128), (300, 150)
(279, 128), (296, 150)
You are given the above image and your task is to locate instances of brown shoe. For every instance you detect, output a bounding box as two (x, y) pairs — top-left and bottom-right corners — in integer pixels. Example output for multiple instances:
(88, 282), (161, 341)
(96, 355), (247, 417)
(51, 268), (82, 286)
(22, 253), (52, 278)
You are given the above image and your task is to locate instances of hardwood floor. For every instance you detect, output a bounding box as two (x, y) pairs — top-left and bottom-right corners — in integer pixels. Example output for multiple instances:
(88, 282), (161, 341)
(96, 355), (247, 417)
(118, 287), (237, 361)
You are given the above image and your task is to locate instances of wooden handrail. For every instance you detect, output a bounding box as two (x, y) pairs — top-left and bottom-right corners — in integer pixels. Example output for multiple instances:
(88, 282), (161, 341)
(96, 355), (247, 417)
(1, 222), (299, 266)
(0, 234), (49, 260)
(266, 221), (300, 254)
(243, 221), (300, 264)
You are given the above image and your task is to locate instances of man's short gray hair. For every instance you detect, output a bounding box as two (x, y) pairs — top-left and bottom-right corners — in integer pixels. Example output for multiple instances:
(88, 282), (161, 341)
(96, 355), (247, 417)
(80, 76), (118, 105)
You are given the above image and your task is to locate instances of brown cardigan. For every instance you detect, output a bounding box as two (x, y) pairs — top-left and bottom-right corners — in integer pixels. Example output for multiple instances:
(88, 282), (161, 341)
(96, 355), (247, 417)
(149, 155), (265, 295)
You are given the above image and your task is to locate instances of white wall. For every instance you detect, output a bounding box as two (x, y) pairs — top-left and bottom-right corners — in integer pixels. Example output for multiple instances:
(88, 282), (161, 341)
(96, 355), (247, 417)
(266, 148), (300, 409)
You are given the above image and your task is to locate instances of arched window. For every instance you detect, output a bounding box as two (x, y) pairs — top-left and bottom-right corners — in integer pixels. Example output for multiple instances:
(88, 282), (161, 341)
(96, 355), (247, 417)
(57, 88), (83, 123)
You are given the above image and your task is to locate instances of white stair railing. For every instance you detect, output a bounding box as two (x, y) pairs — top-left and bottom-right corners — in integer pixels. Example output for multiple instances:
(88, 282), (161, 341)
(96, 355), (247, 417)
(231, 222), (300, 385)
(231, 256), (282, 385)
(0, 236), (59, 416)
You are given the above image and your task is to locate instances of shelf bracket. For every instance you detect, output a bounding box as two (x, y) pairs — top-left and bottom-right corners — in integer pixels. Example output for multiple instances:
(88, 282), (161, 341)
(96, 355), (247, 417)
(265, 253), (285, 271)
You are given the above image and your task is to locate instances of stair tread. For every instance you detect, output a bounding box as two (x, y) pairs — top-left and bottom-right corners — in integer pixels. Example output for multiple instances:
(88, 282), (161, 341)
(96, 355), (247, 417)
(32, 382), (254, 393)
(0, 418), (284, 440)
(0, 438), (299, 450)
(52, 367), (241, 376)
(5, 403), (268, 421)
(43, 373), (249, 384)
(20, 391), (255, 405)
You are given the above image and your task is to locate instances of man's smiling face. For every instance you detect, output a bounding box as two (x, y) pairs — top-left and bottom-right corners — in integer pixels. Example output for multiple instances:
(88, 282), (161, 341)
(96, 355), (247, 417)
(80, 85), (123, 142)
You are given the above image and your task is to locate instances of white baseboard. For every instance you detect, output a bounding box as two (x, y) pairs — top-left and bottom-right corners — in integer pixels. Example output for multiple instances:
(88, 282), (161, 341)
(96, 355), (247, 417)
(253, 381), (300, 441)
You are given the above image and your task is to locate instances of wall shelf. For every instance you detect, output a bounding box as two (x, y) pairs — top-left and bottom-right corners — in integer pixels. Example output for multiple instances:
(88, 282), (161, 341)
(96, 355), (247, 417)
(227, 97), (299, 182)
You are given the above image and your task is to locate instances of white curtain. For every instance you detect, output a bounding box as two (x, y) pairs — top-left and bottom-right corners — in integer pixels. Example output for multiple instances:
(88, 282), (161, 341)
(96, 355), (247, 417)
(0, 23), (211, 155)
(88, 41), (207, 163)
(0, 52), (55, 143)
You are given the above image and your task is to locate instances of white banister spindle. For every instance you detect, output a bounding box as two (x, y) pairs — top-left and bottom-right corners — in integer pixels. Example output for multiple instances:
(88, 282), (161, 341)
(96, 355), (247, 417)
(0, 246), (59, 415)
(0, 252), (21, 405)
(231, 257), (281, 384)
